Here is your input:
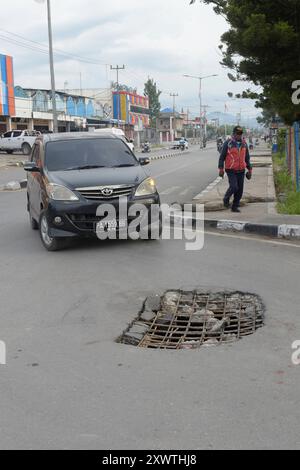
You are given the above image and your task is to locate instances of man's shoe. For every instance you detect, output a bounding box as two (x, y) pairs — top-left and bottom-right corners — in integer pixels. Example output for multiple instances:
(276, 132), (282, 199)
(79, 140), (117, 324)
(223, 198), (230, 208)
(231, 207), (241, 213)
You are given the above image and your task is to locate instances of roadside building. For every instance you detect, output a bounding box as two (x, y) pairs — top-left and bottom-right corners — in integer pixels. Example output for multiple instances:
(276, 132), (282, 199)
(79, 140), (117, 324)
(0, 54), (16, 133)
(63, 88), (114, 129)
(112, 89), (150, 139)
(156, 108), (184, 142)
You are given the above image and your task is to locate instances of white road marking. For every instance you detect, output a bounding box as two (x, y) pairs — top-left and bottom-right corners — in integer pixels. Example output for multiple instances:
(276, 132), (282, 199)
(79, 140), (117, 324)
(193, 176), (222, 200)
(172, 226), (300, 248)
(153, 161), (201, 179)
(160, 186), (181, 195)
(179, 188), (192, 196)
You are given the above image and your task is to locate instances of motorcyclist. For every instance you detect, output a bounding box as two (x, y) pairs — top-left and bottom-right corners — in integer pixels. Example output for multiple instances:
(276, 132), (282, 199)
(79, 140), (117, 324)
(217, 137), (223, 153)
(142, 141), (150, 153)
(179, 137), (186, 150)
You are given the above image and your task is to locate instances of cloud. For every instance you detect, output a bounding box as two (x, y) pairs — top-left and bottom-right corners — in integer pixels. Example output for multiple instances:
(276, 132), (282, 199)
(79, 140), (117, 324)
(0, 0), (260, 117)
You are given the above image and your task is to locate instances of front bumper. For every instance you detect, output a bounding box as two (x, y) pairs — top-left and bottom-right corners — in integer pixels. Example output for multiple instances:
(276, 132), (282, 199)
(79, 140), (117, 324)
(46, 194), (161, 238)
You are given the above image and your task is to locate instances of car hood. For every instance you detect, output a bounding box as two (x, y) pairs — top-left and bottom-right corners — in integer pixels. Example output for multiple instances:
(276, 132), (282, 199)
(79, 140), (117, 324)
(47, 166), (148, 189)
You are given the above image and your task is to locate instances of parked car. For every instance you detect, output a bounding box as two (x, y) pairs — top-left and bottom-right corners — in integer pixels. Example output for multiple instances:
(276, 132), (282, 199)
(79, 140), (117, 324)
(171, 138), (189, 150)
(24, 133), (161, 251)
(0, 130), (41, 155)
(94, 128), (135, 152)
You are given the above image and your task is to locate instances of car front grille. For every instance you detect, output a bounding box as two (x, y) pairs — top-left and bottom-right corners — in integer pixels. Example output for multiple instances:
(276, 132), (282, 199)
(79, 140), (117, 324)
(76, 185), (135, 200)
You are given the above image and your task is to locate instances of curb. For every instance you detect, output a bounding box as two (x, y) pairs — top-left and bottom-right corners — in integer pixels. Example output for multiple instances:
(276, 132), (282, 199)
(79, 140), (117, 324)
(0, 179), (27, 191)
(149, 150), (189, 161)
(171, 214), (300, 240)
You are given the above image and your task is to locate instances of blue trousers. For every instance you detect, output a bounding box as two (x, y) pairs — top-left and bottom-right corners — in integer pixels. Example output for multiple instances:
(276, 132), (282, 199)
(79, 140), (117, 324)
(224, 170), (245, 209)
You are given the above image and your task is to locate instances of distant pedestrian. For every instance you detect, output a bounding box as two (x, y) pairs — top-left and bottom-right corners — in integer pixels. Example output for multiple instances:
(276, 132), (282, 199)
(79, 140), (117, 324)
(218, 126), (252, 213)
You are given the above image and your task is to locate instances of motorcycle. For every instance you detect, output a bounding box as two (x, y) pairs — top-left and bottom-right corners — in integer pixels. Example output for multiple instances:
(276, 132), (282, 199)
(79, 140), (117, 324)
(217, 139), (223, 153)
(142, 143), (151, 153)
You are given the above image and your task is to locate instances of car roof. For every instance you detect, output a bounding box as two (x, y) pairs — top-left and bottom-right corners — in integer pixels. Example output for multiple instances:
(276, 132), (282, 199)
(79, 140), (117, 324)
(39, 132), (118, 144)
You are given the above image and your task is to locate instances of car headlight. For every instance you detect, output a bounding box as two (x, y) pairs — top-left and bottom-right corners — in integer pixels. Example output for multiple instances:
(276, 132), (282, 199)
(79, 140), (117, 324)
(135, 177), (157, 197)
(46, 183), (79, 201)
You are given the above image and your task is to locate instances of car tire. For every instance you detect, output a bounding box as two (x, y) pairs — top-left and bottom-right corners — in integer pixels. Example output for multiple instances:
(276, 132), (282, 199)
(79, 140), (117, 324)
(30, 213), (39, 230)
(22, 143), (31, 156)
(39, 212), (68, 252)
(6, 150), (13, 154)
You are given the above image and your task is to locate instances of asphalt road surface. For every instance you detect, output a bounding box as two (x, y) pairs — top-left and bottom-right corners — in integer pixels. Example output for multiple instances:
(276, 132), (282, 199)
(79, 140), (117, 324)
(0, 150), (299, 450)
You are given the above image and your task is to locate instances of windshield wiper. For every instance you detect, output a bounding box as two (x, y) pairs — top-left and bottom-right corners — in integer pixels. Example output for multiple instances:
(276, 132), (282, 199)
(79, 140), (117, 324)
(65, 165), (106, 171)
(113, 164), (136, 168)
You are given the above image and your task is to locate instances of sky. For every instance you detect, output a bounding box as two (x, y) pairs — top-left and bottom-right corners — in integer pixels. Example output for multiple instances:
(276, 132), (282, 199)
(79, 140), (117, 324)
(0, 0), (261, 123)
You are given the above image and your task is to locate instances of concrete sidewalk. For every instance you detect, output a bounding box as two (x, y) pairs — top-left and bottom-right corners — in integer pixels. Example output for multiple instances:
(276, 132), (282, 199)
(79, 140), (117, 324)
(187, 148), (300, 240)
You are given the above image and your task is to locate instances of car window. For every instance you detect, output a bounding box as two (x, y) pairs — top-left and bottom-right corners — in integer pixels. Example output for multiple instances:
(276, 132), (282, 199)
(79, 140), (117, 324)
(3, 131), (13, 138)
(45, 138), (139, 172)
(13, 131), (23, 138)
(31, 144), (39, 163)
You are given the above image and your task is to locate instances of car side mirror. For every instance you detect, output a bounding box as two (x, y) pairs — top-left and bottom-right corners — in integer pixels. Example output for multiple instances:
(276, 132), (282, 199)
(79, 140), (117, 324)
(24, 162), (40, 173)
(139, 157), (150, 166)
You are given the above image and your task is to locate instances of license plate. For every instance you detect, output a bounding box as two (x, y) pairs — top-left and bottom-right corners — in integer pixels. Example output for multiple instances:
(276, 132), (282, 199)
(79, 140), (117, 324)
(96, 219), (127, 232)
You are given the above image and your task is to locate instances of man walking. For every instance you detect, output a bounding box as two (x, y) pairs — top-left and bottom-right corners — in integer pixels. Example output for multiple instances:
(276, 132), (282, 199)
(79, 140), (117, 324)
(218, 126), (252, 213)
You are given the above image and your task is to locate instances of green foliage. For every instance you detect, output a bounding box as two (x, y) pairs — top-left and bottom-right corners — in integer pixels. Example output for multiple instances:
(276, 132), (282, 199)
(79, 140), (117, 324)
(278, 191), (300, 214)
(190, 0), (300, 124)
(144, 78), (162, 128)
(273, 150), (300, 214)
(274, 168), (293, 194)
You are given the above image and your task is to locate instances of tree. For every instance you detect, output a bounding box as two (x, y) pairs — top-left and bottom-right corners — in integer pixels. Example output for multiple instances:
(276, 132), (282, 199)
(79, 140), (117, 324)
(190, 0), (300, 124)
(144, 78), (162, 128)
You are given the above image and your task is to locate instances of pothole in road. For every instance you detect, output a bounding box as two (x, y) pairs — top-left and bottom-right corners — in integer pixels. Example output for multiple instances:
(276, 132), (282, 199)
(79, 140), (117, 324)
(118, 290), (265, 349)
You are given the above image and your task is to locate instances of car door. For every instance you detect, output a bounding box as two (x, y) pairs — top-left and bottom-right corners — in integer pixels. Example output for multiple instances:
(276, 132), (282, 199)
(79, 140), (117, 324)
(0, 131), (13, 150)
(11, 130), (23, 150)
(27, 143), (42, 221)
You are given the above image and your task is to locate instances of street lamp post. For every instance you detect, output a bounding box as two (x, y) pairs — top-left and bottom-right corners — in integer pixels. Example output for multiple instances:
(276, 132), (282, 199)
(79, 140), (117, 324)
(183, 74), (218, 148)
(35, 0), (58, 133)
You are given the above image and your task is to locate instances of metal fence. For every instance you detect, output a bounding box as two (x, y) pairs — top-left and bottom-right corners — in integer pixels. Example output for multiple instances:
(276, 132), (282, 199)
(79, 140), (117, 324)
(285, 122), (300, 192)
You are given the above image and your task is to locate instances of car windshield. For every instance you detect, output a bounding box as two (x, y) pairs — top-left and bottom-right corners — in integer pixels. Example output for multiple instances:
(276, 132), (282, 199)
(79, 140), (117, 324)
(45, 138), (138, 171)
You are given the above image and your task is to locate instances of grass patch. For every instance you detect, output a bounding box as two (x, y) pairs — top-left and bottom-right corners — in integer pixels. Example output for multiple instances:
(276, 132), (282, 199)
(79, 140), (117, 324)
(278, 191), (300, 214)
(273, 151), (300, 215)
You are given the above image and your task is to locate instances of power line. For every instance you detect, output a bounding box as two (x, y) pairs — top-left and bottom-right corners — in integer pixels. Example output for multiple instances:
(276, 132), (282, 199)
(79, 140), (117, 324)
(0, 29), (109, 66)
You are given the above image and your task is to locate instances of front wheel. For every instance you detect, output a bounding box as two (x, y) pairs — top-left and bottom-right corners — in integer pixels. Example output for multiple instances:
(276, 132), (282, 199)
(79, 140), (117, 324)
(39, 212), (68, 251)
(22, 143), (31, 156)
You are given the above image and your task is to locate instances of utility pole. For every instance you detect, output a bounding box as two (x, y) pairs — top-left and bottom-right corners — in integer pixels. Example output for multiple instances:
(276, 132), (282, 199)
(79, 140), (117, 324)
(111, 65), (125, 127)
(224, 103), (228, 138)
(170, 93), (178, 141)
(183, 74), (218, 149)
(202, 105), (209, 141)
(46, 0), (58, 133)
(170, 93), (178, 113)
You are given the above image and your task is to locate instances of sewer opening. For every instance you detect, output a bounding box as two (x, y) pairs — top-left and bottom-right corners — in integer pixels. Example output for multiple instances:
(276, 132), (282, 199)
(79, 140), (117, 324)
(118, 290), (265, 350)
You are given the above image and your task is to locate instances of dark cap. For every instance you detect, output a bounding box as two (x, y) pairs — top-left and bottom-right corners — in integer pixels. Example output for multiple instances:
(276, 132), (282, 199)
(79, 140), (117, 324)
(233, 126), (243, 135)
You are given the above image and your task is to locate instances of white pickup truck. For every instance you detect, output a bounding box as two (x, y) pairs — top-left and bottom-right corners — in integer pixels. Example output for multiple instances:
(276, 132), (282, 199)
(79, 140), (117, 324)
(0, 130), (41, 155)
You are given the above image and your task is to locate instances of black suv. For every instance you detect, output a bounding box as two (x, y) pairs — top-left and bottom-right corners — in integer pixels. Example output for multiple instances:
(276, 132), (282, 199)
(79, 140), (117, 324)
(24, 133), (161, 251)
